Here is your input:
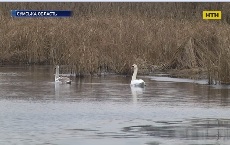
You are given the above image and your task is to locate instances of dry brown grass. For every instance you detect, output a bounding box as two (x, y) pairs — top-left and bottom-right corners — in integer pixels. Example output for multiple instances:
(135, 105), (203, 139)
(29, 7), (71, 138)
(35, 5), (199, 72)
(0, 3), (230, 83)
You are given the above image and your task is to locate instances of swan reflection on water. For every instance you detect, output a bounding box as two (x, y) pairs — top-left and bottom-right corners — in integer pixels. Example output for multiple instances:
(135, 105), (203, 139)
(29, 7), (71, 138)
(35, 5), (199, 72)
(131, 86), (145, 104)
(54, 81), (71, 100)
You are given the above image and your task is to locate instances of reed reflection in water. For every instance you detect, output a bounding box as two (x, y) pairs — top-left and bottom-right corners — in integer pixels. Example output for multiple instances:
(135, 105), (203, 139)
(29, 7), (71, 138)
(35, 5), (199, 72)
(0, 66), (230, 145)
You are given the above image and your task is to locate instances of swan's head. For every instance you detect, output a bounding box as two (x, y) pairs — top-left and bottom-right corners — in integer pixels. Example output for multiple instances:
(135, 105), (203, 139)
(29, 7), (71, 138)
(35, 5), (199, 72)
(132, 64), (138, 69)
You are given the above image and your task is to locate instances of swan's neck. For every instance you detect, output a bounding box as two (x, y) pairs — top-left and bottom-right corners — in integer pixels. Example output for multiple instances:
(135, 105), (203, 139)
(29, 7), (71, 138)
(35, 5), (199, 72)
(55, 65), (59, 80)
(132, 68), (138, 81)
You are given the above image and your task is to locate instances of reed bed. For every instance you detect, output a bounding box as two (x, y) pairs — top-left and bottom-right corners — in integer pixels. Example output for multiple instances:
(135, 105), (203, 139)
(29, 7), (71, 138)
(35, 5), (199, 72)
(0, 3), (230, 83)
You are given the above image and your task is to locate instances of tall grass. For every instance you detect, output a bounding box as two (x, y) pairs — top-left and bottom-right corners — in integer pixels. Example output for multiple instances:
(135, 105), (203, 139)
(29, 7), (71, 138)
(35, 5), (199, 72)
(0, 2), (230, 82)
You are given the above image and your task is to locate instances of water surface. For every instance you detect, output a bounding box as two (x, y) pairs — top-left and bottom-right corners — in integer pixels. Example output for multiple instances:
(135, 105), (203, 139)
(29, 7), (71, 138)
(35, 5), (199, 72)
(0, 66), (230, 145)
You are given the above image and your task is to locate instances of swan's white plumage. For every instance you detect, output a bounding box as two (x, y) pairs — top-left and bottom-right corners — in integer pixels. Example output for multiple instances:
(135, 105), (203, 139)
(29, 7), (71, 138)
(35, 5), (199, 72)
(55, 65), (71, 84)
(131, 79), (145, 87)
(130, 64), (145, 87)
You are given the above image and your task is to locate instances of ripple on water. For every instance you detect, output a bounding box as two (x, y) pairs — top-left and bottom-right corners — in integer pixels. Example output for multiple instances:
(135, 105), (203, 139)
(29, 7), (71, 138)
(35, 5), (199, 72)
(1, 66), (230, 145)
(122, 118), (230, 140)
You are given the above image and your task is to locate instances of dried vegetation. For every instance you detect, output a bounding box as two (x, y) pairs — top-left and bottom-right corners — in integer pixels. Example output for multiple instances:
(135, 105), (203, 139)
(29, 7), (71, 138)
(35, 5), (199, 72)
(0, 3), (230, 83)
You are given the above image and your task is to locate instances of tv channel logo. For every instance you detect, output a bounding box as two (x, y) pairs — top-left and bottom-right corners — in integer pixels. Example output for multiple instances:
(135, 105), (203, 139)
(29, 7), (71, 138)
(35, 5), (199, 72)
(203, 11), (221, 20)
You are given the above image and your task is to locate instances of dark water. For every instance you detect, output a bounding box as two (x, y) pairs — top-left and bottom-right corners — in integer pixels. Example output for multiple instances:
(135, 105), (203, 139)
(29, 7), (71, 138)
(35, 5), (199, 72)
(0, 66), (230, 145)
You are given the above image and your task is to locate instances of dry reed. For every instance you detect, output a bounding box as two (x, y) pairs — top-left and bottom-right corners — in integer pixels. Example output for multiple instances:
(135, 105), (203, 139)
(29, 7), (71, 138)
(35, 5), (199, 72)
(0, 3), (230, 83)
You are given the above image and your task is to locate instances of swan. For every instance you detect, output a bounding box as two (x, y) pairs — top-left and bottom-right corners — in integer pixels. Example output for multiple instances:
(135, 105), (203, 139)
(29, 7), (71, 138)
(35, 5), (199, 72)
(130, 64), (145, 87)
(55, 65), (71, 84)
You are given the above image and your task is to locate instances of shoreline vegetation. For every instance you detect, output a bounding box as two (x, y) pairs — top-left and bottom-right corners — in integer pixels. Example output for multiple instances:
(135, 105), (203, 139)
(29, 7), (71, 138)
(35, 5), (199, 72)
(1, 3), (230, 84)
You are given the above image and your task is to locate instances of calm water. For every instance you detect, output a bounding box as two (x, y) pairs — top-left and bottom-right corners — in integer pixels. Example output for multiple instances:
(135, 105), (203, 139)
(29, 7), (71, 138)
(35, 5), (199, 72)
(1, 66), (230, 145)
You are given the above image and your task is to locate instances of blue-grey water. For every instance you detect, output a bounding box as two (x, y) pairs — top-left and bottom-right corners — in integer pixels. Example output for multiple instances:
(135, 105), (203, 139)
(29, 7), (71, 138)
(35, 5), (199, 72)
(0, 66), (230, 145)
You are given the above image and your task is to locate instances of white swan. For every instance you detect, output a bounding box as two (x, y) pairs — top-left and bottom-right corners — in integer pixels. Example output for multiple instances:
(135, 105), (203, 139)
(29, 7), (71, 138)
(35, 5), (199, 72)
(130, 64), (145, 87)
(55, 65), (71, 84)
